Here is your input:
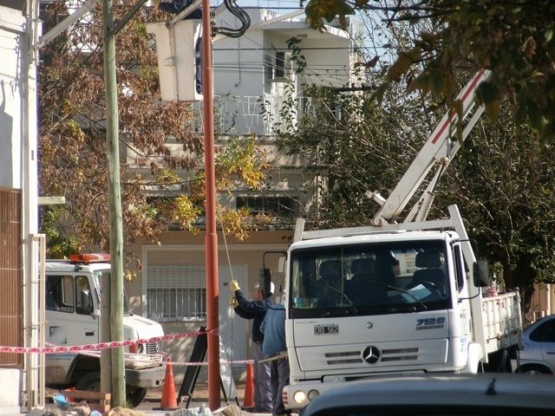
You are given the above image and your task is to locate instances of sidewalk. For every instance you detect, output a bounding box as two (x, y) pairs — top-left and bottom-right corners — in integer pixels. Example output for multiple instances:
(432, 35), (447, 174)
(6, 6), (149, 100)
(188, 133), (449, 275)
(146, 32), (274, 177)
(34, 382), (277, 416)
(139, 382), (271, 416)
(144, 380), (245, 403)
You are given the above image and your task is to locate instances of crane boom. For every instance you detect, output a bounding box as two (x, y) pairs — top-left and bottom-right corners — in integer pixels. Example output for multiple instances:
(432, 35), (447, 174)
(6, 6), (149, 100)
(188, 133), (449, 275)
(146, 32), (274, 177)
(369, 69), (492, 225)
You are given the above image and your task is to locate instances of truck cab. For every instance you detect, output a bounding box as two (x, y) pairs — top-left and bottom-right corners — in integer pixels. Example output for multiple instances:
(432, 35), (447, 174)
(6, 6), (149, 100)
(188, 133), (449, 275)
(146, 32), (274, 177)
(44, 253), (165, 407)
(283, 212), (522, 412)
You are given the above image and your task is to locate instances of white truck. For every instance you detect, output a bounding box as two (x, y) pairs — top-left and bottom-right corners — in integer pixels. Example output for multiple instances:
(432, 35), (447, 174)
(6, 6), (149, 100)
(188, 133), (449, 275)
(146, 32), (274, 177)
(44, 253), (166, 407)
(281, 70), (523, 412)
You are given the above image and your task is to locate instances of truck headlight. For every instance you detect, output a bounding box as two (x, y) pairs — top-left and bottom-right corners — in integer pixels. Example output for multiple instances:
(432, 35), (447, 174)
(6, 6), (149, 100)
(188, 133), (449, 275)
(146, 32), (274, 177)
(307, 389), (320, 401)
(293, 389), (320, 405)
(293, 390), (307, 404)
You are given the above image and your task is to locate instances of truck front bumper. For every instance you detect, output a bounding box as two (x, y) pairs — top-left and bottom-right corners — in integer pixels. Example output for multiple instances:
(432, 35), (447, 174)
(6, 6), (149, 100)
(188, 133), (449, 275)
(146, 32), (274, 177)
(284, 380), (342, 411)
(126, 365), (166, 389)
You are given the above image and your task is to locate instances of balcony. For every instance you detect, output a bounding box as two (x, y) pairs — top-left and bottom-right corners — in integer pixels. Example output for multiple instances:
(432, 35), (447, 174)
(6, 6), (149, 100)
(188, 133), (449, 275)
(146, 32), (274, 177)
(190, 94), (314, 137)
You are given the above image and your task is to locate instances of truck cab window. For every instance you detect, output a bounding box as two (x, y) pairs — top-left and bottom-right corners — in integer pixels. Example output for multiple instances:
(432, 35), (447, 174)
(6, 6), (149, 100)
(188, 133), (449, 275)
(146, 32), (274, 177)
(453, 244), (465, 291)
(410, 250), (447, 296)
(290, 241), (451, 317)
(46, 275), (75, 313)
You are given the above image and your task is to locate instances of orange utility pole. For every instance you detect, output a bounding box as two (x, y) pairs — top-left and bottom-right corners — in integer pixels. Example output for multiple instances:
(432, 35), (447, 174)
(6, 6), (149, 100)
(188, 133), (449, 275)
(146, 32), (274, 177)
(201, 0), (221, 410)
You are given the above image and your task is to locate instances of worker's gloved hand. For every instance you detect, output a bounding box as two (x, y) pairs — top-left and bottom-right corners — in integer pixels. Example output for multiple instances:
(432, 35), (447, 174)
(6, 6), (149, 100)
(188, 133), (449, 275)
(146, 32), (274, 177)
(229, 295), (239, 308)
(229, 279), (240, 292)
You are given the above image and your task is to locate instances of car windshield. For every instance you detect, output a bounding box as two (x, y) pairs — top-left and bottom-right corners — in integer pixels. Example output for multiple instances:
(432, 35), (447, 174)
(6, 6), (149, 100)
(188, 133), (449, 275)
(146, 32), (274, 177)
(289, 240), (451, 317)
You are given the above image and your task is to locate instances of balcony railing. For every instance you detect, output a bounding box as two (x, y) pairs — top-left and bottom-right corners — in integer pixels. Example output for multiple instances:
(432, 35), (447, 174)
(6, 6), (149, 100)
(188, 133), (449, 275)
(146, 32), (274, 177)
(190, 94), (314, 137)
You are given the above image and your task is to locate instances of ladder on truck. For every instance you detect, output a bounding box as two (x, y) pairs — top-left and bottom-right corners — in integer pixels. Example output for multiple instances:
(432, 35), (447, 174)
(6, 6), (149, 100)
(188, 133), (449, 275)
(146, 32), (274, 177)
(368, 70), (492, 225)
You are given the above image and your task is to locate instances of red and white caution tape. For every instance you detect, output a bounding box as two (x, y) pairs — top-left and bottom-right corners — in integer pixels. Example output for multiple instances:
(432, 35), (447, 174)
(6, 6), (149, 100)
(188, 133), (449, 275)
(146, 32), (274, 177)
(0, 329), (218, 354)
(171, 358), (254, 366)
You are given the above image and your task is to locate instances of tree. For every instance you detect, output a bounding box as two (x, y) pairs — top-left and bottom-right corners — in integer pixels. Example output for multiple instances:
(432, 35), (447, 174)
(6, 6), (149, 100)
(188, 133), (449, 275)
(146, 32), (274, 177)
(302, 0), (555, 135)
(270, 61), (434, 229)
(273, 36), (555, 317)
(39, 0), (270, 261)
(437, 113), (555, 317)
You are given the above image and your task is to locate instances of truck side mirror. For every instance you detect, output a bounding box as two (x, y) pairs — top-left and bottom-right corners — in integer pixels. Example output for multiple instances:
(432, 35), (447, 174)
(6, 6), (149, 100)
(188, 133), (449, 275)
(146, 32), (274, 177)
(474, 260), (490, 287)
(278, 256), (286, 274)
(259, 268), (272, 296)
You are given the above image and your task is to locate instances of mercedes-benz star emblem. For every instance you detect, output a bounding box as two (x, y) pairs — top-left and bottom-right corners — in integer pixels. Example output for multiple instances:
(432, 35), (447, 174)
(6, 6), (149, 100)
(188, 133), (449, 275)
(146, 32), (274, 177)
(362, 346), (381, 364)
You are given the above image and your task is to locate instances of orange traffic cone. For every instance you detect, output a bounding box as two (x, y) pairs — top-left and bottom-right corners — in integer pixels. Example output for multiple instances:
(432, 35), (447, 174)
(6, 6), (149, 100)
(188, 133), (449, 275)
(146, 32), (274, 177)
(243, 361), (255, 409)
(156, 357), (178, 410)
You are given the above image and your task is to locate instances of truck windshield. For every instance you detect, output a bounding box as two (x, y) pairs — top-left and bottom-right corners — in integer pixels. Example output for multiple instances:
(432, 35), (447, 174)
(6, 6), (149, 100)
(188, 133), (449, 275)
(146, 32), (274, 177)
(289, 240), (451, 317)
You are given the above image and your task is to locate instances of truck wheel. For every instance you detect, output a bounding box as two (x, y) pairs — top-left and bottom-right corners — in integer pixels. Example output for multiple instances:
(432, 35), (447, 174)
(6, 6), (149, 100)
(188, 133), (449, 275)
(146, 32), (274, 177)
(75, 372), (148, 408)
(75, 371), (101, 391)
(519, 364), (552, 375)
(125, 386), (147, 408)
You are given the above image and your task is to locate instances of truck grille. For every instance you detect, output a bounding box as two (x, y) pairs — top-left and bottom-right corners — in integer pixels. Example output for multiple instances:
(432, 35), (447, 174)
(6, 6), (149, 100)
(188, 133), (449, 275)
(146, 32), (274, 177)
(325, 348), (419, 365)
(147, 341), (165, 355)
(299, 339), (447, 372)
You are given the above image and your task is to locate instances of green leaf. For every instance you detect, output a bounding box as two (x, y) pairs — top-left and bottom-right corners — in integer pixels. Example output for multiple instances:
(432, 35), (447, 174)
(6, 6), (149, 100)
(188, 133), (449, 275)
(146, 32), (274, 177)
(545, 28), (554, 44)
(387, 48), (421, 82)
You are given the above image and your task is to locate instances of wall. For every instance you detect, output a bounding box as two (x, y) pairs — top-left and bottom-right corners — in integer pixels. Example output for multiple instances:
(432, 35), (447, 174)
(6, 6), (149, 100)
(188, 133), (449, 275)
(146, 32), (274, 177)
(528, 283), (554, 324)
(0, 8), (25, 414)
(209, 8), (357, 137)
(0, 3), (40, 412)
(0, 6), (25, 188)
(125, 229), (293, 380)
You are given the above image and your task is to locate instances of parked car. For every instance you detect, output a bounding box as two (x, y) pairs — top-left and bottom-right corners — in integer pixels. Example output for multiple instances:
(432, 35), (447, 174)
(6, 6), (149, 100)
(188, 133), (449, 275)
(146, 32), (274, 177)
(300, 373), (555, 416)
(515, 314), (555, 374)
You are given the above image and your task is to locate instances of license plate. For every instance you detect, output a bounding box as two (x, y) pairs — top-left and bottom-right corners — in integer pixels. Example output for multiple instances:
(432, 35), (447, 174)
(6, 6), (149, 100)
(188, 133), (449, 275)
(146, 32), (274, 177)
(314, 324), (339, 335)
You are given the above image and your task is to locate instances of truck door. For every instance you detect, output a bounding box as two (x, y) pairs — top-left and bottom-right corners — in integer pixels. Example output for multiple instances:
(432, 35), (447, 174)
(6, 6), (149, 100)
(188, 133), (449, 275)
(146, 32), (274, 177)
(46, 274), (100, 346)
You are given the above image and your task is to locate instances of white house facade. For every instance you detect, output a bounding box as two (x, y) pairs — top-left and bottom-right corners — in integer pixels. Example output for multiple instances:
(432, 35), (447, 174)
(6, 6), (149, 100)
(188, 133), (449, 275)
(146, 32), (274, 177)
(0, 0), (42, 412)
(0, 4), (364, 410)
(124, 6), (364, 374)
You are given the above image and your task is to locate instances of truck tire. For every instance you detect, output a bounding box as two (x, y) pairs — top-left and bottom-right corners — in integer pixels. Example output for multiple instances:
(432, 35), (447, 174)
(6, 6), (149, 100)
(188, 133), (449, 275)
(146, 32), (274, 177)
(75, 371), (101, 391)
(75, 371), (148, 408)
(519, 364), (552, 375)
(125, 386), (147, 408)
(483, 349), (512, 373)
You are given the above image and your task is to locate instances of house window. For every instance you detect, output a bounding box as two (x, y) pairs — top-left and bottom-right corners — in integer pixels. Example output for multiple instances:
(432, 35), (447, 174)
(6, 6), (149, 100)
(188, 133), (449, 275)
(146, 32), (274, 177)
(275, 51), (286, 79)
(147, 265), (206, 321)
(272, 51), (292, 80)
(236, 196), (296, 218)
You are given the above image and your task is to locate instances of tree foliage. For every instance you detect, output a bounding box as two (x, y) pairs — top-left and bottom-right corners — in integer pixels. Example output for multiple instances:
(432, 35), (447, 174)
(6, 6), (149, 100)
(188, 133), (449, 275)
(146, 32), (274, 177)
(303, 0), (555, 135)
(271, 68), (434, 229)
(274, 35), (555, 314)
(437, 113), (555, 312)
(39, 0), (270, 259)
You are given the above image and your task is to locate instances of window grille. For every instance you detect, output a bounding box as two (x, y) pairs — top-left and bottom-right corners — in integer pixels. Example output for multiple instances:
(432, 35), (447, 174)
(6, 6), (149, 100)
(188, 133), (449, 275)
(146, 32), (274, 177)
(147, 265), (206, 321)
(236, 196), (296, 218)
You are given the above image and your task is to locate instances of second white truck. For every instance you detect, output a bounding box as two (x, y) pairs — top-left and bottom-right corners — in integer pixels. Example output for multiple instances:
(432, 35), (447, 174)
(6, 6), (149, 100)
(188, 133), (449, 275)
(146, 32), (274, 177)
(44, 253), (166, 407)
(281, 70), (523, 412)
